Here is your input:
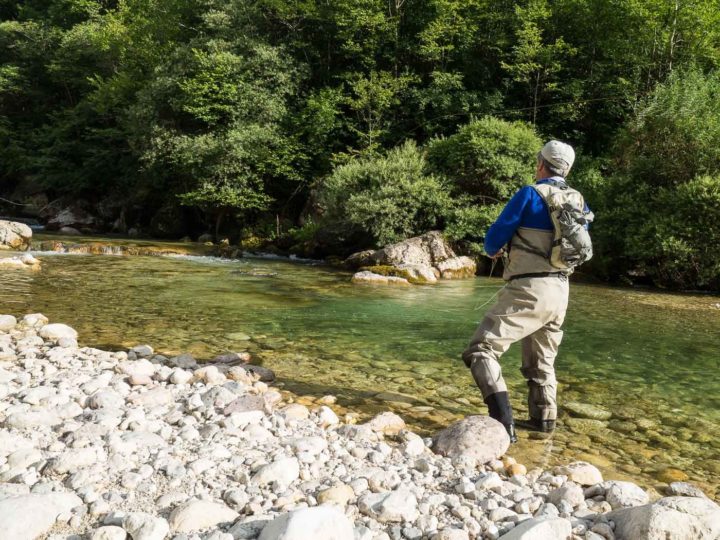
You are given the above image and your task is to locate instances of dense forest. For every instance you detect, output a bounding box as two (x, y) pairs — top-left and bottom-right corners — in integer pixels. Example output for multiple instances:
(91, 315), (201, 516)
(1, 0), (719, 290)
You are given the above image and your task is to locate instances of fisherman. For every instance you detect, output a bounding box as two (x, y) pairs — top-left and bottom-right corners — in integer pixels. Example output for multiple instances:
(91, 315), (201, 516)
(462, 140), (592, 442)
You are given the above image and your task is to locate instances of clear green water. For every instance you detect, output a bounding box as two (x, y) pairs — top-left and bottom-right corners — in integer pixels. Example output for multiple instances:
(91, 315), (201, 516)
(1, 242), (719, 497)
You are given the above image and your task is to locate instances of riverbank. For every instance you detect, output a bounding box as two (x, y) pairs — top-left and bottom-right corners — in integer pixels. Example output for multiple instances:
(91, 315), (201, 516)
(1, 313), (718, 540)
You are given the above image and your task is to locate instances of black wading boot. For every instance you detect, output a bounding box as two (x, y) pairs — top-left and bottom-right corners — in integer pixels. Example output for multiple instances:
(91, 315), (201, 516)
(484, 391), (518, 443)
(515, 418), (556, 433)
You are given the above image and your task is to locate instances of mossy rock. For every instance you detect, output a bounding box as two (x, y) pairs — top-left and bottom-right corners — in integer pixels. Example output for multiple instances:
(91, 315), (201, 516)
(359, 265), (431, 284)
(239, 235), (268, 250)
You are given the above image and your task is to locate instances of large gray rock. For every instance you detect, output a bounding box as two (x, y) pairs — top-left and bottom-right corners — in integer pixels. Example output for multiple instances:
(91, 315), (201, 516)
(432, 415), (510, 465)
(498, 517), (572, 539)
(346, 232), (476, 283)
(0, 492), (83, 540)
(258, 506), (354, 540)
(608, 496), (720, 539)
(375, 231), (454, 267)
(0, 220), (32, 251)
(435, 256), (477, 279)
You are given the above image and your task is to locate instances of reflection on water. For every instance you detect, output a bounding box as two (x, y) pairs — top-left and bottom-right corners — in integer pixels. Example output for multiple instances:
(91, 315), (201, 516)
(1, 244), (719, 497)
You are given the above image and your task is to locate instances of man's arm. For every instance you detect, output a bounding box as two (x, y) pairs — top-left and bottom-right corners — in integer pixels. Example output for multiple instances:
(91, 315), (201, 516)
(483, 186), (533, 256)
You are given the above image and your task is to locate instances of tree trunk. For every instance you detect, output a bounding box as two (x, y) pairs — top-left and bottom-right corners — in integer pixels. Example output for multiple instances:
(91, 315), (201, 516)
(214, 209), (227, 240)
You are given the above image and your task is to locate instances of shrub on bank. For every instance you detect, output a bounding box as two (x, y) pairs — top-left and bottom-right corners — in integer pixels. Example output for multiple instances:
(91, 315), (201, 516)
(586, 69), (720, 291)
(316, 141), (453, 247)
(626, 175), (720, 290)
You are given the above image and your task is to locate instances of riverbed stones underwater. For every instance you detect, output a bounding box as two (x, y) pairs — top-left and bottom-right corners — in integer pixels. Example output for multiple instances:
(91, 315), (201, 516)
(0, 314), (719, 540)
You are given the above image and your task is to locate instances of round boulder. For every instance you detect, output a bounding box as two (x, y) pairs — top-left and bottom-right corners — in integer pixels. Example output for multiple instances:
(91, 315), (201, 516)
(432, 415), (510, 465)
(0, 315), (17, 332)
(39, 323), (78, 342)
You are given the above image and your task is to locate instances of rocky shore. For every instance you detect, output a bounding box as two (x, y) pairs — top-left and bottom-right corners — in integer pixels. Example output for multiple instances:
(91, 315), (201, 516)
(0, 314), (718, 540)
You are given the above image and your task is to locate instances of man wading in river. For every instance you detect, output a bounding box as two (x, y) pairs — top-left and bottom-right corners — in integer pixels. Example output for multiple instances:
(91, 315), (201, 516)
(462, 140), (593, 443)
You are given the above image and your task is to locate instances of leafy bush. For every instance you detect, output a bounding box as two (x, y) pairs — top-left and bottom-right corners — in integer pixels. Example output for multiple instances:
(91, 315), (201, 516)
(615, 69), (720, 187)
(426, 116), (542, 202)
(627, 175), (720, 289)
(589, 69), (720, 290)
(317, 140), (453, 247)
(444, 204), (503, 256)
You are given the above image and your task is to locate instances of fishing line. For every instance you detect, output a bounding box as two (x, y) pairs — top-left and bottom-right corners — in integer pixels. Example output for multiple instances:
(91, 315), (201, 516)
(473, 255), (507, 311)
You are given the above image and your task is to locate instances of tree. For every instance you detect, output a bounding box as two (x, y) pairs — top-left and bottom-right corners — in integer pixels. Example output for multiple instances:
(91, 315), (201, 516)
(501, 0), (576, 125)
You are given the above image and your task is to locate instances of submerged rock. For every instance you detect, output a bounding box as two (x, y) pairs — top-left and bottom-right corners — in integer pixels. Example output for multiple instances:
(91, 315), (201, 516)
(564, 401), (613, 420)
(0, 253), (40, 269)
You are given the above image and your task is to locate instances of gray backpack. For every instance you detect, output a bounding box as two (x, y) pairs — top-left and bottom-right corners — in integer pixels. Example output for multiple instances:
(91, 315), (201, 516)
(533, 182), (594, 270)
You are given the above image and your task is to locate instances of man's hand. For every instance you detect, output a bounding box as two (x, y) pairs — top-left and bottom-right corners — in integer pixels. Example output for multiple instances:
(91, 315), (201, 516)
(488, 249), (505, 260)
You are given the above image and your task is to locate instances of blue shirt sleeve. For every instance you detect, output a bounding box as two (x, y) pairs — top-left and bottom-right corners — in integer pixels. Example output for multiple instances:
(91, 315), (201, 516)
(484, 186), (534, 256)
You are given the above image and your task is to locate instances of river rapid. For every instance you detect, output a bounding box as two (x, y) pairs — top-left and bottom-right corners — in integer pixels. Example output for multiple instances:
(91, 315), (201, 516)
(1, 236), (719, 499)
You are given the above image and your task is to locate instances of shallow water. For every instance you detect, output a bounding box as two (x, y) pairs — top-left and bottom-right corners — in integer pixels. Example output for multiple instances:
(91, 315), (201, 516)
(2, 239), (719, 497)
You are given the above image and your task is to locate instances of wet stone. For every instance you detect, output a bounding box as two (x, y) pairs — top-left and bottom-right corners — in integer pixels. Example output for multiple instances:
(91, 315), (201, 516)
(564, 402), (612, 421)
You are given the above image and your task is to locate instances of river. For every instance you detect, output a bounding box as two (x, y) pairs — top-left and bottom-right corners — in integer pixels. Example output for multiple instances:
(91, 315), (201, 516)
(1, 236), (719, 498)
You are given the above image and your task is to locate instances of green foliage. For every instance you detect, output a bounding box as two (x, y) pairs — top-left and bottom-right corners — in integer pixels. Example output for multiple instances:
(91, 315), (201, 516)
(1, 0), (720, 289)
(582, 69), (720, 289)
(426, 117), (542, 202)
(615, 68), (720, 186)
(317, 141), (453, 246)
(627, 175), (720, 289)
(444, 204), (503, 256)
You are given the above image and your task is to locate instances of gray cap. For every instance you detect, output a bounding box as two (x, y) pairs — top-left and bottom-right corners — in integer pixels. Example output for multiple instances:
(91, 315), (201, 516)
(540, 140), (575, 175)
